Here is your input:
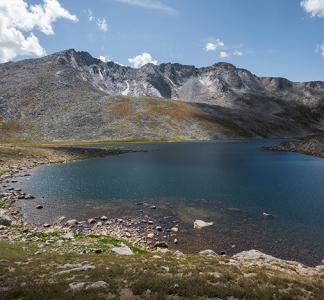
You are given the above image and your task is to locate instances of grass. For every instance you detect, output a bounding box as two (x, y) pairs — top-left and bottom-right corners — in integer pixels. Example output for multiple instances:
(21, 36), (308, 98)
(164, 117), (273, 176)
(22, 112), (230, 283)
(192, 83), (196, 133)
(0, 238), (323, 299)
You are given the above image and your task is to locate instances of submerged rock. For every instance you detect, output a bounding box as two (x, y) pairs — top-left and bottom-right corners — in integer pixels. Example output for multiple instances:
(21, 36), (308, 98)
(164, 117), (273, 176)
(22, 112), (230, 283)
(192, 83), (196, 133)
(193, 220), (213, 229)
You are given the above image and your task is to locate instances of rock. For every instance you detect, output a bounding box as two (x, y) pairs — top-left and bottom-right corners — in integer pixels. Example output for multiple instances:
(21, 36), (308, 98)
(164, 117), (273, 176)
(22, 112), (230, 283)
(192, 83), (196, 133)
(156, 226), (162, 231)
(226, 207), (241, 213)
(199, 249), (218, 256)
(55, 264), (96, 276)
(193, 220), (213, 229)
(25, 194), (35, 199)
(262, 212), (274, 218)
(100, 216), (108, 221)
(150, 205), (157, 209)
(66, 219), (78, 226)
(69, 281), (108, 292)
(154, 241), (168, 248)
(62, 232), (74, 240)
(36, 205), (43, 209)
(174, 250), (184, 256)
(57, 216), (66, 222)
(171, 227), (178, 233)
(43, 223), (51, 228)
(111, 246), (133, 255)
(87, 218), (96, 224)
(174, 238), (178, 244)
(0, 209), (12, 226)
(147, 233), (154, 238)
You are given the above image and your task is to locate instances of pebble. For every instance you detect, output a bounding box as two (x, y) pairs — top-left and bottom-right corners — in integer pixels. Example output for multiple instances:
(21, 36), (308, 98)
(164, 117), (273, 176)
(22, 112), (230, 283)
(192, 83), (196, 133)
(156, 226), (162, 231)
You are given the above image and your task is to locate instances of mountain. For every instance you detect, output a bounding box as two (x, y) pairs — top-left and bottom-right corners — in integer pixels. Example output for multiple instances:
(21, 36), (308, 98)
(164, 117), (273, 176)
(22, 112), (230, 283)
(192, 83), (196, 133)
(1, 48), (324, 141)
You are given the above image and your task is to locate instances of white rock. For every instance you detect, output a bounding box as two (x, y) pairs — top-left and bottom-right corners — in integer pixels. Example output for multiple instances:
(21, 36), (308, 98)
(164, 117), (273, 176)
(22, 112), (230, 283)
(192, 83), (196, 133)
(193, 220), (213, 229)
(111, 246), (133, 255)
(63, 232), (74, 240)
(171, 227), (178, 233)
(199, 249), (218, 256)
(69, 281), (108, 292)
(147, 233), (154, 238)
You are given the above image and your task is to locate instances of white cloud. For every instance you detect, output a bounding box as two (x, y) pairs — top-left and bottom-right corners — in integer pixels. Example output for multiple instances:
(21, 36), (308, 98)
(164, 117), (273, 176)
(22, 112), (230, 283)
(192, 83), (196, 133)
(0, 0), (78, 63)
(116, 0), (175, 13)
(301, 0), (324, 17)
(219, 51), (229, 58)
(88, 10), (108, 32)
(316, 42), (324, 59)
(205, 39), (224, 52)
(128, 52), (158, 68)
(233, 50), (243, 56)
(219, 50), (243, 58)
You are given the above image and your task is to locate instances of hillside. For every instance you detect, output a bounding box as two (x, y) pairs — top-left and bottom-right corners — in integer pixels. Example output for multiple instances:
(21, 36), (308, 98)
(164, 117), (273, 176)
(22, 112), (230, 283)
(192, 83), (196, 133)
(1, 49), (324, 141)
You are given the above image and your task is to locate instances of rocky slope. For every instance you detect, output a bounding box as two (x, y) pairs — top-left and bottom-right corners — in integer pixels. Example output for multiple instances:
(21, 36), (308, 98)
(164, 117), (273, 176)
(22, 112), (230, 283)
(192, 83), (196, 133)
(1, 49), (324, 141)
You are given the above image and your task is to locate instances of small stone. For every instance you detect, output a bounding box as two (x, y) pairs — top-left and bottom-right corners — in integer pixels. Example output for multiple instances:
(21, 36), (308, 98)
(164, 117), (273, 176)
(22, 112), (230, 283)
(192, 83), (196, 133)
(150, 205), (157, 209)
(43, 223), (51, 228)
(117, 218), (123, 223)
(147, 233), (154, 238)
(87, 218), (96, 224)
(148, 220), (153, 225)
(156, 226), (162, 231)
(100, 216), (108, 221)
(174, 238), (178, 244)
(36, 205), (43, 210)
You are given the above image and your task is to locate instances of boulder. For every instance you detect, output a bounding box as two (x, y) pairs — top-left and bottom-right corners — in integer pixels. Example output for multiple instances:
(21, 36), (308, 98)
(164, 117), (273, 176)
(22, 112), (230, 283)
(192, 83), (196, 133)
(69, 281), (108, 292)
(0, 209), (12, 226)
(199, 249), (218, 256)
(66, 219), (78, 226)
(193, 220), (213, 229)
(111, 246), (133, 255)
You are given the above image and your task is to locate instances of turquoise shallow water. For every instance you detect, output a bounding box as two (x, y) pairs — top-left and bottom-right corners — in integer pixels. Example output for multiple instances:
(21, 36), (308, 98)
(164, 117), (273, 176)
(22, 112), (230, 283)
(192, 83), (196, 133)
(19, 140), (324, 265)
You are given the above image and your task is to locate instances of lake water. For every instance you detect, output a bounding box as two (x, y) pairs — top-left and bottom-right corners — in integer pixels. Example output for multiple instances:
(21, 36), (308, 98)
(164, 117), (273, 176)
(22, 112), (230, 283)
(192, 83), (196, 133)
(18, 140), (324, 265)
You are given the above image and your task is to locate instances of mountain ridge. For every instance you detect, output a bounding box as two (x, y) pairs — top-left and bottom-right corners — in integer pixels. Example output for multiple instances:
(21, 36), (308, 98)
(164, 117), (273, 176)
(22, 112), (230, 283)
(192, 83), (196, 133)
(1, 48), (324, 141)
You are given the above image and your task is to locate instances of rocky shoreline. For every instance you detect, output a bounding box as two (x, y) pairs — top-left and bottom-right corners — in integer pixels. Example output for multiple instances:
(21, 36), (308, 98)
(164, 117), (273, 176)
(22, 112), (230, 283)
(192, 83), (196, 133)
(264, 134), (324, 158)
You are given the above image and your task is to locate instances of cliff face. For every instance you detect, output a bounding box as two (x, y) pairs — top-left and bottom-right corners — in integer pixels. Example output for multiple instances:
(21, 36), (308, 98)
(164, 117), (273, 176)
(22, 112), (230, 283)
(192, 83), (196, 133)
(1, 49), (324, 141)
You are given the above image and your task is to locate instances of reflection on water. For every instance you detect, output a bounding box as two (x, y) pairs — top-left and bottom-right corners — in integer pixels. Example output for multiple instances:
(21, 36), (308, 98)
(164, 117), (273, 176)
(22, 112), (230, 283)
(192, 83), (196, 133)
(18, 140), (324, 265)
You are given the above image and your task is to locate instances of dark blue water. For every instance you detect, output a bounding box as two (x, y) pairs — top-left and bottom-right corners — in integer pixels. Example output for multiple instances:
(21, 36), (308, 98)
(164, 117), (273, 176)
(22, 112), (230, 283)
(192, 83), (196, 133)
(19, 140), (324, 265)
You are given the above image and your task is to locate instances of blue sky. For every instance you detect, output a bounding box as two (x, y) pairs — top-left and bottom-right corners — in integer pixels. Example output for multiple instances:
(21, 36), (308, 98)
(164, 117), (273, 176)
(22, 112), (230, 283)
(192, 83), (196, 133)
(2, 0), (324, 81)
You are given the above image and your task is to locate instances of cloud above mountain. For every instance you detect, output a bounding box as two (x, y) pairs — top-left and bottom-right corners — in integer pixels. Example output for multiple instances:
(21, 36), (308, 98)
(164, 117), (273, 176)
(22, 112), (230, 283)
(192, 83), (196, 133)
(128, 52), (158, 67)
(0, 0), (78, 63)
(204, 40), (224, 52)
